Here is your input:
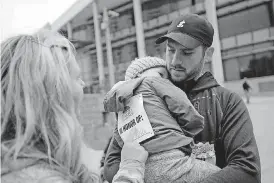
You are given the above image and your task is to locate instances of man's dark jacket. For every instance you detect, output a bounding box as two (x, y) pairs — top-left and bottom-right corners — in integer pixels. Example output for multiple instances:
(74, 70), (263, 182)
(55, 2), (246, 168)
(103, 72), (261, 183)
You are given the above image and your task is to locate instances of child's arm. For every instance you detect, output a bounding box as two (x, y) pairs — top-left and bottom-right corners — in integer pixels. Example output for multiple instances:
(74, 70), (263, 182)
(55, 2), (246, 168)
(104, 78), (144, 112)
(152, 78), (204, 137)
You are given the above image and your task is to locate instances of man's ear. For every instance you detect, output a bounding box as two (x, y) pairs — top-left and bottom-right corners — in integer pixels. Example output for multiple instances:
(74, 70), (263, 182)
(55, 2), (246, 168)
(204, 47), (214, 62)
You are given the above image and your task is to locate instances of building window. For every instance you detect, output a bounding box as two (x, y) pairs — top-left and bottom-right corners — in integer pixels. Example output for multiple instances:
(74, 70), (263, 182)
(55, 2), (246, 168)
(113, 47), (122, 65)
(193, 0), (204, 5)
(223, 58), (240, 81)
(170, 0), (191, 12)
(142, 0), (164, 22)
(110, 17), (119, 33)
(218, 4), (271, 38)
(246, 51), (274, 78)
(145, 37), (159, 57)
(223, 51), (274, 81)
(114, 9), (134, 32)
(142, 0), (184, 22)
(238, 55), (254, 79)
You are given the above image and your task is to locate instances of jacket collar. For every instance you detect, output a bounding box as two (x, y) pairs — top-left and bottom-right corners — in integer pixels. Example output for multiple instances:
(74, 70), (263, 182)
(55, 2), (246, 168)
(173, 72), (220, 93)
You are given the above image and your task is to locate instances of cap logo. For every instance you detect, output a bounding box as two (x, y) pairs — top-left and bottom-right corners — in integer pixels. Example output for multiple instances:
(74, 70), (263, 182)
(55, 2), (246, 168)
(177, 20), (185, 28)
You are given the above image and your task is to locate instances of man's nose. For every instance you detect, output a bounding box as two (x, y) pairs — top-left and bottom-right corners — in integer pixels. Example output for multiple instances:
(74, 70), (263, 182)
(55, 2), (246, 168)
(171, 51), (182, 66)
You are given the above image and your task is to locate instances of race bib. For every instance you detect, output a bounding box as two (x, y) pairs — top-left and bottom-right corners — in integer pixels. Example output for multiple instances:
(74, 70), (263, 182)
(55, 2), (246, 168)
(117, 94), (154, 143)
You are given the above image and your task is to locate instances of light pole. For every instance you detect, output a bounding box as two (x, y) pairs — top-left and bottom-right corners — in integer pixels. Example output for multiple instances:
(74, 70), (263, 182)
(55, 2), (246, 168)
(101, 8), (119, 88)
(133, 0), (146, 57)
(205, 0), (224, 85)
(92, 0), (105, 93)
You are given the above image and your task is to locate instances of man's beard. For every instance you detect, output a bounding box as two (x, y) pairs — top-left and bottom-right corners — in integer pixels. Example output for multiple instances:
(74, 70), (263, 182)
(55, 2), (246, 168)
(187, 58), (205, 81)
(169, 58), (205, 85)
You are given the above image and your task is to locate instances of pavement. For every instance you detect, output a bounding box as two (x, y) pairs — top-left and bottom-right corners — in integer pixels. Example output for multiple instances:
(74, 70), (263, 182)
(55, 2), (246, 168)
(245, 96), (274, 183)
(82, 95), (274, 183)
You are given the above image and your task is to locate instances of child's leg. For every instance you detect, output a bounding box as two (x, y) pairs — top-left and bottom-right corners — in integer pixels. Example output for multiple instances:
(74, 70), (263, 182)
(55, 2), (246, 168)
(144, 149), (193, 183)
(183, 157), (220, 183)
(144, 150), (220, 183)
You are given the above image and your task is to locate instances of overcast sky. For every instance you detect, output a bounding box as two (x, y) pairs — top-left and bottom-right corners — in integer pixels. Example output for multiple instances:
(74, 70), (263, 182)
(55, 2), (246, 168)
(0, 0), (78, 42)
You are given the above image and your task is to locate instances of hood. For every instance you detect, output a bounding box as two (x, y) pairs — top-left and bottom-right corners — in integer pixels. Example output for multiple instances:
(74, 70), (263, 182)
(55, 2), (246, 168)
(174, 72), (220, 93)
(103, 78), (144, 112)
(192, 72), (220, 92)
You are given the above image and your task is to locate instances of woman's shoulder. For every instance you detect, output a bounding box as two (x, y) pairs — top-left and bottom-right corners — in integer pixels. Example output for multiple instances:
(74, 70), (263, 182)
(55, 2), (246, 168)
(1, 163), (72, 183)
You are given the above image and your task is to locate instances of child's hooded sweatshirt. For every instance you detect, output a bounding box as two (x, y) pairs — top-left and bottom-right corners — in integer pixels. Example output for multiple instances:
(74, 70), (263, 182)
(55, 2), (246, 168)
(104, 76), (204, 153)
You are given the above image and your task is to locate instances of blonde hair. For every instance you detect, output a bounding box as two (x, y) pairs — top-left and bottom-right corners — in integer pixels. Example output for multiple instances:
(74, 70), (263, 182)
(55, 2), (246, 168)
(1, 30), (98, 182)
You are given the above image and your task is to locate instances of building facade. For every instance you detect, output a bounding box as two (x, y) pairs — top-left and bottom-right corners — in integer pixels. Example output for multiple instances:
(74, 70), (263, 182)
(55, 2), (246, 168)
(54, 0), (274, 95)
(50, 0), (274, 148)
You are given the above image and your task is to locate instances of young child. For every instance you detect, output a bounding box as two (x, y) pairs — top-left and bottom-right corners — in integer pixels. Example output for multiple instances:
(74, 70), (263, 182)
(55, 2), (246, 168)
(104, 56), (220, 183)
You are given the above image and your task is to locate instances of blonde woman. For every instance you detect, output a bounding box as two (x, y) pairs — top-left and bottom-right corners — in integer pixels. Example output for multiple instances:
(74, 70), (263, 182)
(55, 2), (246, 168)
(1, 31), (148, 183)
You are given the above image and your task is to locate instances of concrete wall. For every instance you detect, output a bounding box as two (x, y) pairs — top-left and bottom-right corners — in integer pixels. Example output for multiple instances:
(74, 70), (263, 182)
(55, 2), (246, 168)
(80, 94), (115, 150)
(224, 75), (274, 96)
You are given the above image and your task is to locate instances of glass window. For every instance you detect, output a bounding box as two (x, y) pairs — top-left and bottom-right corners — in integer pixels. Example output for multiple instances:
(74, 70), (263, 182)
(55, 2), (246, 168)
(169, 0), (191, 11)
(238, 55), (254, 79)
(248, 5), (271, 31)
(115, 9), (134, 31)
(195, 0), (204, 4)
(218, 4), (271, 38)
(142, 0), (175, 22)
(120, 43), (137, 63)
(113, 47), (122, 64)
(91, 54), (98, 72)
(250, 51), (274, 77)
(145, 37), (156, 56)
(145, 37), (165, 58)
(128, 42), (138, 60)
(218, 9), (250, 38)
(223, 51), (274, 81)
(223, 58), (240, 81)
(110, 17), (119, 33)
(176, 0), (191, 10)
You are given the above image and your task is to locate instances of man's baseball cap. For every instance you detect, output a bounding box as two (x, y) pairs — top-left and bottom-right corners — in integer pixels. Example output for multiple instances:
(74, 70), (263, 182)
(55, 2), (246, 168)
(155, 14), (214, 48)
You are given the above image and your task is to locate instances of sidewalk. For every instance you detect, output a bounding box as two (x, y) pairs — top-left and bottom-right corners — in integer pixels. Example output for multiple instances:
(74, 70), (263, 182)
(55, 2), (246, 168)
(245, 96), (274, 183)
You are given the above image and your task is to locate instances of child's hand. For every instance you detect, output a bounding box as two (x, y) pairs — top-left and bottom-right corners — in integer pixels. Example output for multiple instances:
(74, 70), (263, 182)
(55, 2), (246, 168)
(121, 141), (148, 164)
